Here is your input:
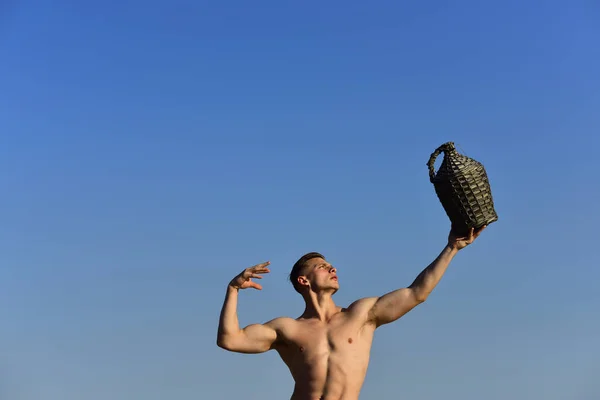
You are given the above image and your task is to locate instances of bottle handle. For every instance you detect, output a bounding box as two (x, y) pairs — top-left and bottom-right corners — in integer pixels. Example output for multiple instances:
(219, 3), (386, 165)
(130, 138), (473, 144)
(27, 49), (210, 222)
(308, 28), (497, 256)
(427, 142), (455, 182)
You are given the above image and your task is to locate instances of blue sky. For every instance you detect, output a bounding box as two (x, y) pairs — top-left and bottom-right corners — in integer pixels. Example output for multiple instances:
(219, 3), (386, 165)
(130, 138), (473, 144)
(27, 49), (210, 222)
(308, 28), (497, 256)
(1, 1), (599, 399)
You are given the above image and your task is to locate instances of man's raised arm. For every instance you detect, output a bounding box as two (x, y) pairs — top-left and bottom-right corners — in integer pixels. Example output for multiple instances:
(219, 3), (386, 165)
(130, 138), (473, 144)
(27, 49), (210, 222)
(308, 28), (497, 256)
(216, 262), (279, 354)
(368, 226), (486, 327)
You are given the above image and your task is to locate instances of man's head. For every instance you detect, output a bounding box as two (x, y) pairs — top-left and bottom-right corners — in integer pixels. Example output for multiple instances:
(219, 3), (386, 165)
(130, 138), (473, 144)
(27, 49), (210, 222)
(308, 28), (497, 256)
(289, 252), (339, 296)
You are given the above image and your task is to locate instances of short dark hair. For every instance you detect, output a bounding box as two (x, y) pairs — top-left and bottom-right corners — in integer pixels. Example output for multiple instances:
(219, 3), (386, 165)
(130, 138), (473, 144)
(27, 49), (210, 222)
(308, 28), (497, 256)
(289, 252), (325, 293)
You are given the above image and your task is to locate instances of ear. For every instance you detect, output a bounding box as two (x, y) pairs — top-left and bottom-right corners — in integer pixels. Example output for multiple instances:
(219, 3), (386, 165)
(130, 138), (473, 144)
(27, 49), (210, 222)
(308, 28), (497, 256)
(297, 276), (309, 287)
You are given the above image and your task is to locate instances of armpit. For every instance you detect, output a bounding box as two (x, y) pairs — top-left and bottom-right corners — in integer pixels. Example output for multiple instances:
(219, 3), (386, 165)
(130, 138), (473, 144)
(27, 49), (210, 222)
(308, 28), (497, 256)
(346, 297), (379, 322)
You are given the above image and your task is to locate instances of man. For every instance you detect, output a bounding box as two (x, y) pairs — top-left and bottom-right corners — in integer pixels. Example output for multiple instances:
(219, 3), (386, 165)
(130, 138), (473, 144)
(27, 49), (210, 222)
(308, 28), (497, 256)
(217, 225), (486, 400)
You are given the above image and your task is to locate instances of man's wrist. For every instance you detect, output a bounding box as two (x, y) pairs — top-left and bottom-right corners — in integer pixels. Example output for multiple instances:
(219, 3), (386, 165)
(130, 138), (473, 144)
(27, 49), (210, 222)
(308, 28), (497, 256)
(227, 283), (240, 292)
(445, 243), (460, 255)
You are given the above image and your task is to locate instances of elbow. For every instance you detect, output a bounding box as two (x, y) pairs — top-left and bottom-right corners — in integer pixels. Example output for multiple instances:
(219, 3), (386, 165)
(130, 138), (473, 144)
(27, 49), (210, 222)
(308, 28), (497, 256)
(412, 284), (434, 303)
(413, 290), (429, 304)
(217, 332), (245, 352)
(216, 334), (234, 350)
(408, 285), (429, 304)
(415, 295), (427, 303)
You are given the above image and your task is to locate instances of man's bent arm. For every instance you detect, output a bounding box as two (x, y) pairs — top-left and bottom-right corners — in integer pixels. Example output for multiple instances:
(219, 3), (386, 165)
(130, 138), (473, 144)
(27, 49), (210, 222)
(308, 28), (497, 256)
(216, 285), (278, 354)
(368, 245), (458, 327)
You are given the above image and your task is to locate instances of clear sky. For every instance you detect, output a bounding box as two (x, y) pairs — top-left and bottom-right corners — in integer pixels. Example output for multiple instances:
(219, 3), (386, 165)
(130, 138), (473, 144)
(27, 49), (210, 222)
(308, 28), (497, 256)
(1, 1), (599, 399)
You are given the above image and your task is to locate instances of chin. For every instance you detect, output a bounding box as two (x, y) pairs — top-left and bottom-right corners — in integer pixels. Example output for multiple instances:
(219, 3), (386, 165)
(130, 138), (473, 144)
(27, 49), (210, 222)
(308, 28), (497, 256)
(319, 286), (339, 294)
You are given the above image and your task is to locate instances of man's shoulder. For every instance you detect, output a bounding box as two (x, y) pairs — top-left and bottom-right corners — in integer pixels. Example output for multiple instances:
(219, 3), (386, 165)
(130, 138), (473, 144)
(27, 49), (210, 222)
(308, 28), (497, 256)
(263, 316), (297, 329)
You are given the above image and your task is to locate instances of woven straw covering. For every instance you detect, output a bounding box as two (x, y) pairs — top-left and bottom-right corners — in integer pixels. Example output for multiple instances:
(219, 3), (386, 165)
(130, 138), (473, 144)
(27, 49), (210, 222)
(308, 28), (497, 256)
(427, 142), (498, 234)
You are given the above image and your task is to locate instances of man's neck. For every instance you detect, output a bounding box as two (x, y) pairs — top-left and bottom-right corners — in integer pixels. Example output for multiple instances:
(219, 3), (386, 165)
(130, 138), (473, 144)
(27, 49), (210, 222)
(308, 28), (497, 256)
(301, 291), (340, 321)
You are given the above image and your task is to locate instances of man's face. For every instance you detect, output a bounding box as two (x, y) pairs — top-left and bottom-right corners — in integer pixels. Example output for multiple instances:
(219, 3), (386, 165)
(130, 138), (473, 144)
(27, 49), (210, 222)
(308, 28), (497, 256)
(301, 257), (339, 293)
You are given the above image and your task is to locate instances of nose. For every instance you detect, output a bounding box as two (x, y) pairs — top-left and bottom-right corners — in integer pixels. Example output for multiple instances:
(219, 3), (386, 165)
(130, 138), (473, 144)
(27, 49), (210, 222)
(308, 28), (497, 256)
(330, 266), (336, 273)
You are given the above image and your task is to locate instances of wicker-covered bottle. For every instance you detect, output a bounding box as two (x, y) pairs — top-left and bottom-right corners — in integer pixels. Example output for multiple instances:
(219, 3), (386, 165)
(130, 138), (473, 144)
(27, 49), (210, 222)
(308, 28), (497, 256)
(427, 142), (498, 235)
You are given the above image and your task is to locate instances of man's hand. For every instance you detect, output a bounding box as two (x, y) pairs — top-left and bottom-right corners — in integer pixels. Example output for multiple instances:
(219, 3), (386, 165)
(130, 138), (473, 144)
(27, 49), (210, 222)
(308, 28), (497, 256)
(229, 261), (271, 290)
(448, 225), (486, 251)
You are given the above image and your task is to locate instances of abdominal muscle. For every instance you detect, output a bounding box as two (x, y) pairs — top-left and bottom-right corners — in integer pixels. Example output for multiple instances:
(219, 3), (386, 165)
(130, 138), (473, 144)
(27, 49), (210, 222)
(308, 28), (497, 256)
(279, 328), (374, 400)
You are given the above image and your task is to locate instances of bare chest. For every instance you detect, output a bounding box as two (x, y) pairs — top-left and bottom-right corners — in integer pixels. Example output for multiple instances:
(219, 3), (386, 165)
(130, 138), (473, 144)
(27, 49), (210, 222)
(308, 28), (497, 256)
(278, 316), (374, 361)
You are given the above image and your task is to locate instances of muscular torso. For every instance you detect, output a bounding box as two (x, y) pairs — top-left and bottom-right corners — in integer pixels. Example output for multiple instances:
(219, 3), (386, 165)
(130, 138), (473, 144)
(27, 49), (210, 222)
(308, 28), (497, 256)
(271, 298), (378, 400)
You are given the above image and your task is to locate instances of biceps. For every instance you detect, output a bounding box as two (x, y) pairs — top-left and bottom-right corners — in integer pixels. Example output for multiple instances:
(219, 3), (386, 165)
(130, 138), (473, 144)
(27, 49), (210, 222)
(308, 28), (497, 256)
(370, 288), (422, 326)
(235, 324), (278, 353)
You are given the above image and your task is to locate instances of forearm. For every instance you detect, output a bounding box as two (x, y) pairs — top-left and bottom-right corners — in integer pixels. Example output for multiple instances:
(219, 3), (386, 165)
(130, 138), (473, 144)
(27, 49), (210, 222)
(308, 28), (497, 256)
(217, 285), (242, 341)
(409, 245), (458, 301)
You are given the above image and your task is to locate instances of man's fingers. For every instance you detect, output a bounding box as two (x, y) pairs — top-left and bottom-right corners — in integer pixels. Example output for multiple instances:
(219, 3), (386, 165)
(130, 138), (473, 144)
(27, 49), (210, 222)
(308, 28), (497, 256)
(250, 282), (263, 290)
(248, 262), (270, 273)
(475, 225), (487, 237)
(253, 261), (271, 269)
(239, 262), (270, 281)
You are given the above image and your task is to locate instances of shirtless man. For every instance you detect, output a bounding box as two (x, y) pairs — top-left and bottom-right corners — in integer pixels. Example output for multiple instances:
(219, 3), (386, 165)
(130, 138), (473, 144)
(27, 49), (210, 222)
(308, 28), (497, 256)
(217, 225), (486, 400)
